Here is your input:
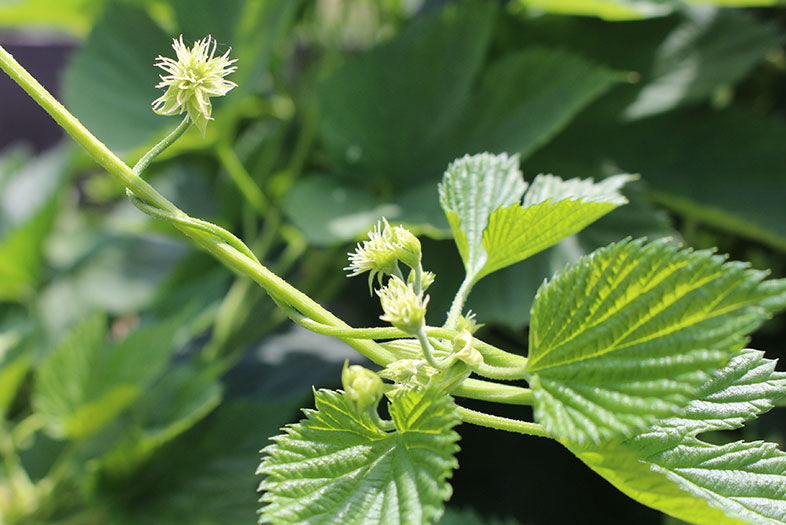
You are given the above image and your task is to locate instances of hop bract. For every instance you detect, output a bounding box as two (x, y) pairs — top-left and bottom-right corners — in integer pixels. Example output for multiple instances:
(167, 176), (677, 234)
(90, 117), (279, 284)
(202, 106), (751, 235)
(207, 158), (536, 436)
(377, 276), (429, 334)
(152, 35), (237, 136)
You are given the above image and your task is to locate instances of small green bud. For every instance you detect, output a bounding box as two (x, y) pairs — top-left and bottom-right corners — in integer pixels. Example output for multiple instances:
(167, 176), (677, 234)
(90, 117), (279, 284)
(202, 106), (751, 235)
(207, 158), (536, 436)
(152, 35), (238, 136)
(408, 269), (436, 291)
(452, 330), (483, 367)
(341, 363), (384, 412)
(387, 222), (421, 270)
(377, 276), (429, 334)
(456, 311), (483, 334)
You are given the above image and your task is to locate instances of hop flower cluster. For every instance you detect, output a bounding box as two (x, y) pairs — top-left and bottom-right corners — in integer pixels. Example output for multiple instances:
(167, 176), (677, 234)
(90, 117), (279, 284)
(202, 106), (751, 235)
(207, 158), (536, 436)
(341, 364), (384, 413)
(377, 276), (429, 334)
(345, 219), (422, 291)
(152, 35), (237, 136)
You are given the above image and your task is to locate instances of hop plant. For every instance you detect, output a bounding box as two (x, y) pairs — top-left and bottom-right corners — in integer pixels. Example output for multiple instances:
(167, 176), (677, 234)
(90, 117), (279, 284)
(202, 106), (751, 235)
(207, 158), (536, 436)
(377, 276), (429, 334)
(152, 35), (237, 136)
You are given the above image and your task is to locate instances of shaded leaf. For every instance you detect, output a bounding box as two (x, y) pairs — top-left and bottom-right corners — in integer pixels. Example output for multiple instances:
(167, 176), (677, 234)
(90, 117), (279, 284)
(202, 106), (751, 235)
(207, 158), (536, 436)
(513, 0), (777, 20)
(317, 3), (494, 185)
(117, 398), (303, 524)
(62, 3), (171, 152)
(33, 314), (179, 439)
(622, 9), (779, 119)
(526, 238), (786, 443)
(258, 388), (460, 524)
(0, 331), (29, 416)
(98, 364), (223, 478)
(454, 48), (619, 156)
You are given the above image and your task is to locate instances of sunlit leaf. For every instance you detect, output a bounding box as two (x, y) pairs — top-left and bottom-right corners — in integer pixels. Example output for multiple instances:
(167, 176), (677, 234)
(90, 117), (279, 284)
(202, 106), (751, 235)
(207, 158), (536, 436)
(566, 348), (786, 524)
(527, 238), (786, 443)
(478, 173), (634, 281)
(258, 387), (460, 524)
(33, 314), (179, 439)
(439, 153), (527, 279)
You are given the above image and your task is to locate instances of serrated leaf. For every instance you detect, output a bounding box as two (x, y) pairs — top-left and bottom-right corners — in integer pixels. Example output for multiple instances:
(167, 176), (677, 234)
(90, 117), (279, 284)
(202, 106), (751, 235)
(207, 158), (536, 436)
(526, 238), (786, 444)
(478, 173), (634, 281)
(33, 314), (179, 439)
(565, 349), (786, 524)
(644, 349), (786, 439)
(439, 153), (527, 278)
(467, 181), (675, 329)
(258, 388), (460, 525)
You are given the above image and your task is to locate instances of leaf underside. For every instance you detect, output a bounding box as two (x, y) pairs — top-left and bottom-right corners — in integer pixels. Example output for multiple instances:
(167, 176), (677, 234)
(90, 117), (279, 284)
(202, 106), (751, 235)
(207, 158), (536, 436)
(439, 153), (634, 284)
(258, 388), (460, 525)
(527, 237), (786, 444)
(439, 153), (527, 278)
(566, 349), (786, 525)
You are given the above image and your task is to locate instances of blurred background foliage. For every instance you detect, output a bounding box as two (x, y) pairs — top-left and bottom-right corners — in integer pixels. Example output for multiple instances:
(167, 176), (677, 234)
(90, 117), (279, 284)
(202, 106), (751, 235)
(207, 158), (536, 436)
(0, 0), (785, 523)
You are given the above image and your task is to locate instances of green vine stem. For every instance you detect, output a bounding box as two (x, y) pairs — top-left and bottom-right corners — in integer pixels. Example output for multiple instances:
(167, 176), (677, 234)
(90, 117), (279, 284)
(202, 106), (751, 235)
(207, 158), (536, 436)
(455, 378), (534, 405)
(444, 274), (474, 329)
(0, 44), (539, 429)
(456, 406), (549, 438)
(0, 44), (393, 366)
(133, 115), (191, 175)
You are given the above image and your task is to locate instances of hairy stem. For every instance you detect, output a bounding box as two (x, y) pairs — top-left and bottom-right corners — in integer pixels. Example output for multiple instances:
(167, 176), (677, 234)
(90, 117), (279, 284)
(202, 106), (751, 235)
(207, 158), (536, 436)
(133, 116), (191, 175)
(444, 274), (474, 329)
(0, 45), (393, 366)
(453, 379), (533, 405)
(456, 406), (549, 438)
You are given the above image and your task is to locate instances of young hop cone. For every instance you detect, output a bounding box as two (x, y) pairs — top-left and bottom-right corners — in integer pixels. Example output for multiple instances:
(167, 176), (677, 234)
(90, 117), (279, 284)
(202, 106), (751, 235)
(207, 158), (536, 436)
(152, 35), (237, 136)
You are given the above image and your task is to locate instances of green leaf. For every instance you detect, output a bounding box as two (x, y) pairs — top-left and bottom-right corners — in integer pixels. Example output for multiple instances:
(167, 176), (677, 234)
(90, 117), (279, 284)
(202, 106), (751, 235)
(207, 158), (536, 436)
(317, 3), (494, 185)
(118, 398), (304, 524)
(33, 314), (179, 439)
(0, 0), (105, 35)
(513, 0), (777, 20)
(0, 201), (57, 301)
(453, 48), (619, 156)
(258, 388), (460, 525)
(565, 348), (786, 524)
(62, 3), (171, 152)
(622, 10), (779, 120)
(513, 0), (672, 20)
(479, 173), (634, 281)
(439, 153), (527, 279)
(620, 109), (786, 251)
(0, 331), (30, 416)
(0, 146), (68, 301)
(283, 175), (396, 246)
(644, 348), (786, 439)
(526, 238), (786, 444)
(98, 364), (223, 478)
(467, 182), (674, 329)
